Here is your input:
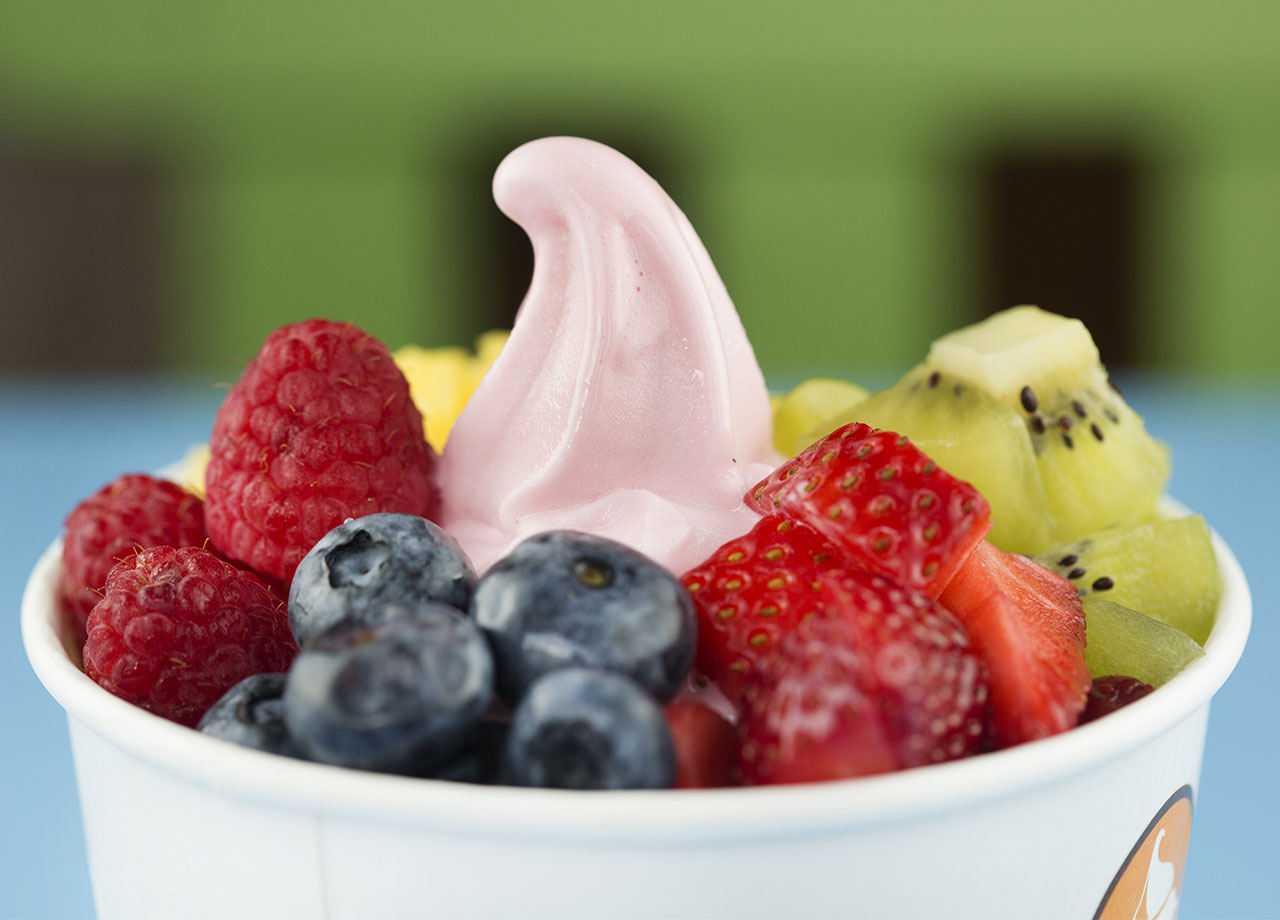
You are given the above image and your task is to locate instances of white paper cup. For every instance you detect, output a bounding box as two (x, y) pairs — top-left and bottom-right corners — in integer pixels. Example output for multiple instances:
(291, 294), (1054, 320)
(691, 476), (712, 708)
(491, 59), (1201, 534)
(23, 517), (1250, 920)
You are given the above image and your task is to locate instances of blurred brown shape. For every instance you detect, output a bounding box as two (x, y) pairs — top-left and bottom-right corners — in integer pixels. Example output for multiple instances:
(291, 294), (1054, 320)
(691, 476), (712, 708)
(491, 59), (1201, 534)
(978, 149), (1143, 366)
(0, 139), (168, 372)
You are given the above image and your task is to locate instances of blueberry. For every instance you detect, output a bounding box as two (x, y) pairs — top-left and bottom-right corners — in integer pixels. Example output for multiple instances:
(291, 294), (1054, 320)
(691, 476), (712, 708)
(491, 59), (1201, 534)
(289, 513), (477, 648)
(471, 531), (696, 705)
(283, 603), (494, 775)
(429, 720), (510, 785)
(503, 668), (675, 790)
(197, 673), (300, 758)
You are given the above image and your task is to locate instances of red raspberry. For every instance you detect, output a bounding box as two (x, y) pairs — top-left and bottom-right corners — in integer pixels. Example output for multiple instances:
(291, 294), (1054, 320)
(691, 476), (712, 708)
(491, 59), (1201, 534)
(82, 546), (297, 727)
(205, 320), (440, 583)
(1079, 675), (1154, 724)
(60, 474), (209, 644)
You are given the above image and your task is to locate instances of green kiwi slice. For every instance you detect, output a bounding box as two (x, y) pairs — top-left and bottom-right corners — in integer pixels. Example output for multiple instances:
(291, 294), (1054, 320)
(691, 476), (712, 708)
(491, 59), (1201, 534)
(1082, 595), (1204, 687)
(1014, 368), (1170, 545)
(927, 306), (1171, 544)
(1036, 515), (1220, 644)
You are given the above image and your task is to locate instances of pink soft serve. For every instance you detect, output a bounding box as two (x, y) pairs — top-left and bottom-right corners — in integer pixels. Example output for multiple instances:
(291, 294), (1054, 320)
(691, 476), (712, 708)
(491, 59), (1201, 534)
(438, 137), (778, 573)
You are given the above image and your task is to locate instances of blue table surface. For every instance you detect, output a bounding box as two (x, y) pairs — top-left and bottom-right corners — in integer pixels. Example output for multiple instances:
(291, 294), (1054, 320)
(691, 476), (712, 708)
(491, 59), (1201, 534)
(2, 373), (1277, 919)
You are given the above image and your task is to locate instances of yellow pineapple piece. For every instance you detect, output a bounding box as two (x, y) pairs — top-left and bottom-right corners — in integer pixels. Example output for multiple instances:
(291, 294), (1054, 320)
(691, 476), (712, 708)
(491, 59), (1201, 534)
(177, 442), (211, 498)
(772, 377), (868, 456)
(394, 330), (509, 452)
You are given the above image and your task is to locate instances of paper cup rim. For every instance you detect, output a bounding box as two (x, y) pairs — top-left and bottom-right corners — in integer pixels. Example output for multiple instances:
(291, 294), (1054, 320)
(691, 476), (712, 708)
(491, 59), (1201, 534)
(23, 503), (1251, 845)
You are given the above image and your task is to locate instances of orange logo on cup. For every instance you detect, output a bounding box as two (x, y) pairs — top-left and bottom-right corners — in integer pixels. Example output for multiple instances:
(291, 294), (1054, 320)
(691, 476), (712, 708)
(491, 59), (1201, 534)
(1094, 786), (1193, 920)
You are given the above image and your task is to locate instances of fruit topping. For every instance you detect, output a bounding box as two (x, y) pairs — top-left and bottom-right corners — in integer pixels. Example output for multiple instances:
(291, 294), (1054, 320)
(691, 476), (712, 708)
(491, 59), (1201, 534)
(60, 473), (210, 644)
(288, 512), (476, 648)
(429, 720), (510, 785)
(1036, 515), (1220, 644)
(926, 305), (1100, 400)
(1081, 596), (1204, 687)
(824, 365), (1056, 553)
(665, 700), (736, 789)
(282, 603), (494, 775)
(746, 422), (992, 598)
(204, 319), (440, 584)
(817, 307), (1172, 555)
(771, 377), (868, 456)
(82, 545), (297, 727)
(198, 672), (299, 758)
(925, 305), (1170, 545)
(737, 569), (988, 785)
(939, 541), (1090, 747)
(503, 668), (676, 790)
(1079, 675), (1155, 724)
(470, 531), (696, 706)
(681, 515), (848, 704)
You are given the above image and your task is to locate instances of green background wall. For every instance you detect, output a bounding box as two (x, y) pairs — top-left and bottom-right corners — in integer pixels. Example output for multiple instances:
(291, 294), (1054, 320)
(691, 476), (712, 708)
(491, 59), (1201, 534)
(2, 1), (1277, 382)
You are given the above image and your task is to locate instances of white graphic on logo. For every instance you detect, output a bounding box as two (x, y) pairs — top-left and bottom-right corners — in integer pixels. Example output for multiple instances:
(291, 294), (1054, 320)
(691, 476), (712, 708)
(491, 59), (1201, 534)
(1134, 828), (1179, 920)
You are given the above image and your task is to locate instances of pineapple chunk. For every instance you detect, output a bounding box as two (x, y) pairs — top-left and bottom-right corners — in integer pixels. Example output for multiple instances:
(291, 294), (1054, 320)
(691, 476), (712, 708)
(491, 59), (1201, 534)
(394, 331), (509, 452)
(772, 377), (867, 456)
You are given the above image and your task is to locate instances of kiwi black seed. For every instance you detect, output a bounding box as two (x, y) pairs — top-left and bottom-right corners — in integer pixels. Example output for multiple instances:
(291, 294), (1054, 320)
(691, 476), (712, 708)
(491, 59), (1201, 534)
(1039, 516), (1217, 645)
(1040, 542), (1121, 598)
(1020, 386), (1038, 413)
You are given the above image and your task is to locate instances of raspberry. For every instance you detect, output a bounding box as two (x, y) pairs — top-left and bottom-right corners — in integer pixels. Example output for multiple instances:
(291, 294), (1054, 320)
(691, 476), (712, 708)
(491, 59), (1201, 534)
(60, 474), (209, 644)
(1079, 675), (1154, 724)
(205, 320), (440, 583)
(82, 545), (298, 727)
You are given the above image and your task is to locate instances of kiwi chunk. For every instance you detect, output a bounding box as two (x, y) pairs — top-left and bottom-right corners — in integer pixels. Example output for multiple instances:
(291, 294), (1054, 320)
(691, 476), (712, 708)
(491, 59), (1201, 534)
(1036, 515), (1220, 644)
(818, 364), (1055, 553)
(928, 306), (1171, 543)
(1082, 596), (1204, 687)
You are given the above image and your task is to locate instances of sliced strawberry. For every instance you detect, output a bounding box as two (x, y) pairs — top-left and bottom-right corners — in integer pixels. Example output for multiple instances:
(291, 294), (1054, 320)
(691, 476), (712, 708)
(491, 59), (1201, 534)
(665, 701), (736, 789)
(737, 569), (988, 785)
(745, 422), (991, 598)
(939, 541), (1090, 748)
(681, 515), (849, 704)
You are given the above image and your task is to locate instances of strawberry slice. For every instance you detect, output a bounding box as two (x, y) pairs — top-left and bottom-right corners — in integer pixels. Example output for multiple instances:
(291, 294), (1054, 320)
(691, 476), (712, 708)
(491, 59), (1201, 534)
(745, 423), (991, 598)
(737, 569), (989, 785)
(939, 541), (1090, 748)
(681, 515), (850, 704)
(665, 701), (736, 789)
